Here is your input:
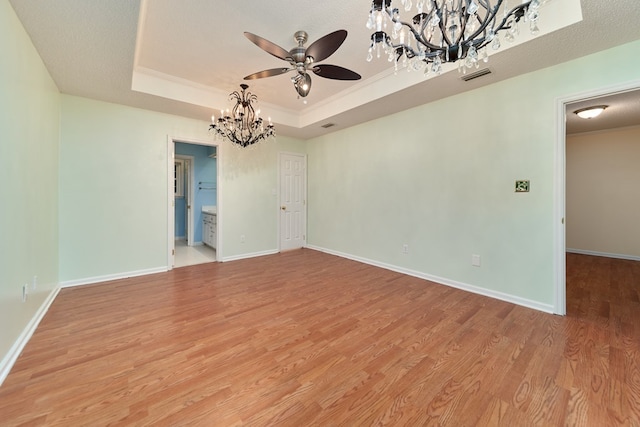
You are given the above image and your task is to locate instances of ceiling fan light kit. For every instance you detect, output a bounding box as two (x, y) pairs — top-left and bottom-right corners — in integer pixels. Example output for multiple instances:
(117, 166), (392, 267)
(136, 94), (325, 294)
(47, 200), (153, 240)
(209, 84), (275, 148)
(366, 0), (544, 76)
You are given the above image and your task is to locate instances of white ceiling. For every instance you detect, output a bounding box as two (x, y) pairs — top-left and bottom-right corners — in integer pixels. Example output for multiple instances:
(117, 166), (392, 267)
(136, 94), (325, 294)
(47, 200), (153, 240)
(9, 0), (640, 139)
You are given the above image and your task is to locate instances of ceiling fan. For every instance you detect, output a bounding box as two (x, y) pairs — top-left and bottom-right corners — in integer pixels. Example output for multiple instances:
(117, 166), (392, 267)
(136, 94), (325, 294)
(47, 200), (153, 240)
(243, 30), (361, 98)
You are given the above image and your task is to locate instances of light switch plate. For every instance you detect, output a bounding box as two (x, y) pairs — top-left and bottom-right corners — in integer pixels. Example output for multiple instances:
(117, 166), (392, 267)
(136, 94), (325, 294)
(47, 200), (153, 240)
(515, 180), (530, 192)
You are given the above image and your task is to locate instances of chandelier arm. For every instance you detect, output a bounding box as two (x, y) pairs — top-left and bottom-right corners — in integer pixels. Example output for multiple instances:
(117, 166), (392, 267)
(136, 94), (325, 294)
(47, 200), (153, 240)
(229, 90), (241, 103)
(464, 0), (531, 47)
(404, 19), (444, 52)
(493, 2), (532, 32)
(459, 0), (503, 47)
(435, 2), (455, 48)
(385, 40), (439, 61)
(456, 2), (472, 46)
(385, 7), (443, 53)
(419, 4), (447, 51)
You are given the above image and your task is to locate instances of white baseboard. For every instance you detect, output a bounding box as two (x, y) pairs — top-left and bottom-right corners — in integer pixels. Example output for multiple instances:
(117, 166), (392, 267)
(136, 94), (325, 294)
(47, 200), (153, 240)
(0, 286), (60, 386)
(306, 245), (555, 314)
(60, 266), (168, 288)
(566, 248), (640, 262)
(219, 249), (279, 263)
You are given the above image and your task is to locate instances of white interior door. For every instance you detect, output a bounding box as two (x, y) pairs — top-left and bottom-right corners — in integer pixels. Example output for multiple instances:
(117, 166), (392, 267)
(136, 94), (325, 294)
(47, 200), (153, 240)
(279, 152), (306, 251)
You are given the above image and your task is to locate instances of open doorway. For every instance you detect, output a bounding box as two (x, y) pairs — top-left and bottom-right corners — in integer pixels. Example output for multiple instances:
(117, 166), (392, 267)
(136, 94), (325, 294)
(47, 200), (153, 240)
(175, 155), (194, 246)
(555, 82), (640, 315)
(168, 137), (219, 269)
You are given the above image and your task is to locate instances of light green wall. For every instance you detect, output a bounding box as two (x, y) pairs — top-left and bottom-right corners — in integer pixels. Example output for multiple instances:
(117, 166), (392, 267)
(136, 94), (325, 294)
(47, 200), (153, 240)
(0, 0), (60, 368)
(59, 95), (305, 282)
(220, 139), (305, 258)
(307, 39), (640, 308)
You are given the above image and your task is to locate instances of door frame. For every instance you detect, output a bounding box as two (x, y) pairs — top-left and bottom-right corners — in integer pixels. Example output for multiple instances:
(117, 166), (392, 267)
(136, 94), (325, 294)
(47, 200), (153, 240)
(167, 136), (219, 270)
(553, 79), (640, 315)
(278, 151), (307, 252)
(175, 155), (195, 246)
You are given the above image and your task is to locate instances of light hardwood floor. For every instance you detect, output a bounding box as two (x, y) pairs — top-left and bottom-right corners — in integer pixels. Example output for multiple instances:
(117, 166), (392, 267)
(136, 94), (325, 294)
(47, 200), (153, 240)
(0, 250), (639, 425)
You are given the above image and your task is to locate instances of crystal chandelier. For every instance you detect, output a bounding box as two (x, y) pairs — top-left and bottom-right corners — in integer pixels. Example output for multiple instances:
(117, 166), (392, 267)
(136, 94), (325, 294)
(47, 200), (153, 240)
(366, 0), (544, 75)
(209, 84), (275, 148)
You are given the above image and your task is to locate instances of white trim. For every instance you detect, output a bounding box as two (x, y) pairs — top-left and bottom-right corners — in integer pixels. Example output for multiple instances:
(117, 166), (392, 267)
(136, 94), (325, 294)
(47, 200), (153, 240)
(554, 95), (567, 315)
(306, 245), (555, 314)
(566, 248), (640, 262)
(175, 154), (195, 246)
(167, 137), (175, 269)
(554, 79), (640, 316)
(59, 267), (167, 288)
(0, 286), (60, 386)
(219, 249), (279, 263)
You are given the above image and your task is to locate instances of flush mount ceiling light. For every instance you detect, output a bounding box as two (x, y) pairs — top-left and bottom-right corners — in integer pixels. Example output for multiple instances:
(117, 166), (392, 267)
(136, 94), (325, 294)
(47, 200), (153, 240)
(366, 0), (545, 76)
(243, 30), (361, 98)
(209, 84), (275, 148)
(574, 105), (608, 119)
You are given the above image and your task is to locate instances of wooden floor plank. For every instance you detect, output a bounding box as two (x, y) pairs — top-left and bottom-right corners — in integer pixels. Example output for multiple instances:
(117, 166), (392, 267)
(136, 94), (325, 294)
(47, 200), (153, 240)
(0, 250), (639, 425)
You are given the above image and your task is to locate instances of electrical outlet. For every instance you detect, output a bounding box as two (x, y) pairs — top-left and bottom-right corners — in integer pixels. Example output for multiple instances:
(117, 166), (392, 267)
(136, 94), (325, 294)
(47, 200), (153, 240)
(22, 284), (28, 302)
(32, 275), (38, 290)
(402, 244), (409, 254)
(240, 234), (245, 243)
(472, 254), (481, 267)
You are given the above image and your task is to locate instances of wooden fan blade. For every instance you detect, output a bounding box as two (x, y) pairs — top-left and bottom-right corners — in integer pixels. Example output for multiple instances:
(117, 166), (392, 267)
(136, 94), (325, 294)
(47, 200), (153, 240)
(244, 32), (292, 61)
(312, 64), (361, 81)
(243, 68), (292, 80)
(305, 30), (347, 63)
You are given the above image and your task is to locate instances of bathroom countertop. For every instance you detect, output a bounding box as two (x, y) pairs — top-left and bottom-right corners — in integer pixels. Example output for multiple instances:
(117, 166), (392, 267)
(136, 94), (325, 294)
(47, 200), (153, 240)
(202, 205), (217, 215)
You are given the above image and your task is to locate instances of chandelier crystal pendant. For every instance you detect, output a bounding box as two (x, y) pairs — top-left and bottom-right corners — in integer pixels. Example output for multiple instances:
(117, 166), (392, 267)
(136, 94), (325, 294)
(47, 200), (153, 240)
(209, 84), (275, 148)
(366, 0), (544, 75)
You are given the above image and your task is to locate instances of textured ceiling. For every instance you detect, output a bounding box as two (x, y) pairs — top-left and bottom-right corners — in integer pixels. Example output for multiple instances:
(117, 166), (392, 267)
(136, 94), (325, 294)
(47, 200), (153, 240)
(8, 0), (640, 139)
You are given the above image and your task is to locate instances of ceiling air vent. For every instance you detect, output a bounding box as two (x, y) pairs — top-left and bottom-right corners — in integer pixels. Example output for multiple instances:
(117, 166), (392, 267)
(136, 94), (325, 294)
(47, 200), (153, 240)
(321, 123), (336, 129)
(460, 68), (492, 82)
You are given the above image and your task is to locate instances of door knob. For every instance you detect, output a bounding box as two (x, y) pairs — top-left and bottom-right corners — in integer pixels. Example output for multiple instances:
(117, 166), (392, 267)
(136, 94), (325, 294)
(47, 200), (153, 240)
(281, 206), (286, 211)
